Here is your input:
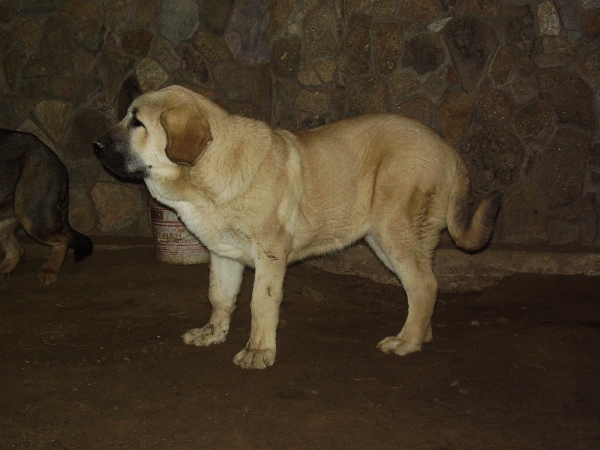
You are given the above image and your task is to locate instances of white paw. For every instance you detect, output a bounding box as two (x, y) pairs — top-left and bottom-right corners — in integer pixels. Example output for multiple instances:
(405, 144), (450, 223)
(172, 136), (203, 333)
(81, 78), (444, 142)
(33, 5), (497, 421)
(182, 323), (228, 346)
(377, 336), (422, 356)
(233, 348), (275, 369)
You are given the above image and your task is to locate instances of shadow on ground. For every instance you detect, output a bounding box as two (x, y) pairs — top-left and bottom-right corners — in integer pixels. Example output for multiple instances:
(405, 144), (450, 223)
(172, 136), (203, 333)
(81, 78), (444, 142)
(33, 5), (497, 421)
(1, 245), (600, 449)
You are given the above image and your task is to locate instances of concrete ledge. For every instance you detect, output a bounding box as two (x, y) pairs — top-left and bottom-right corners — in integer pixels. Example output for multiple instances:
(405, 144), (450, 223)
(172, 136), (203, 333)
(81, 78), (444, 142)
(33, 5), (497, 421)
(19, 236), (600, 292)
(307, 242), (600, 292)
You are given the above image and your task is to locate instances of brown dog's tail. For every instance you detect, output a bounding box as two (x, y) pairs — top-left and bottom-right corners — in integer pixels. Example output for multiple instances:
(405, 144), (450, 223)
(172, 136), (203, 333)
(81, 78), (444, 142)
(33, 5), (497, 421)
(446, 165), (502, 252)
(70, 229), (94, 262)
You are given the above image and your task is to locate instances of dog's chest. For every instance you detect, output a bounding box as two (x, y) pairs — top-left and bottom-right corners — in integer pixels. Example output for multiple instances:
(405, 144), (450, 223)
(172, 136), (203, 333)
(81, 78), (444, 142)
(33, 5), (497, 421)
(176, 202), (254, 263)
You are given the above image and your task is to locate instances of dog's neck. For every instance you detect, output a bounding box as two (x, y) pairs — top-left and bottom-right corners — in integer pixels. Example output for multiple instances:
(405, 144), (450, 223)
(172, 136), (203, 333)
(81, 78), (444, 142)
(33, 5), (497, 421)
(189, 115), (274, 205)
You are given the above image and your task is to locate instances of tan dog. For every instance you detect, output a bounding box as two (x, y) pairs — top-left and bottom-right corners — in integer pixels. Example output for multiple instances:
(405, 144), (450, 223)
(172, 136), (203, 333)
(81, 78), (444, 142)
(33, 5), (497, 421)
(94, 85), (501, 369)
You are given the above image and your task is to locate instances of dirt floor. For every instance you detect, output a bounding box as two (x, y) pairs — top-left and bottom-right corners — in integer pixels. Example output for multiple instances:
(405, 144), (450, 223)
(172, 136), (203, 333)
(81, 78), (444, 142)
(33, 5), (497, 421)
(1, 242), (600, 450)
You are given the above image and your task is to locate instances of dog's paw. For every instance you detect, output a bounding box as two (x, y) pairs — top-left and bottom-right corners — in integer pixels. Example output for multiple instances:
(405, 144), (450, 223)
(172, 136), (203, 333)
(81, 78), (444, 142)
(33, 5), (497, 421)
(38, 265), (58, 286)
(233, 348), (275, 369)
(377, 336), (422, 356)
(182, 324), (228, 346)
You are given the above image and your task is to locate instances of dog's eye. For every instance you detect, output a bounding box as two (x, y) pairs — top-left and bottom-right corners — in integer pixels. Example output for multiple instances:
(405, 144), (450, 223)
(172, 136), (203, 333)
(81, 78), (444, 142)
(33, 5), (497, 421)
(131, 116), (145, 129)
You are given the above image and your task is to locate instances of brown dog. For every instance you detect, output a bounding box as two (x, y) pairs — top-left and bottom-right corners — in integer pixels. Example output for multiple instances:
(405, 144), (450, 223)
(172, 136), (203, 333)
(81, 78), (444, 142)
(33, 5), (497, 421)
(0, 130), (93, 285)
(94, 85), (500, 369)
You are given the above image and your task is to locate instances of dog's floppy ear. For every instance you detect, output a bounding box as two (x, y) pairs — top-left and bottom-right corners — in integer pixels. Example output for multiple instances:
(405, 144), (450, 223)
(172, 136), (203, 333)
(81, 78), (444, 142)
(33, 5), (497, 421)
(160, 107), (213, 166)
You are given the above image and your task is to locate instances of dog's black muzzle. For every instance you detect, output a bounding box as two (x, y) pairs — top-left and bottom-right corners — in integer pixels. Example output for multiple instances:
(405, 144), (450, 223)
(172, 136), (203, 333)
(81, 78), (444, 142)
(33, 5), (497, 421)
(93, 132), (146, 180)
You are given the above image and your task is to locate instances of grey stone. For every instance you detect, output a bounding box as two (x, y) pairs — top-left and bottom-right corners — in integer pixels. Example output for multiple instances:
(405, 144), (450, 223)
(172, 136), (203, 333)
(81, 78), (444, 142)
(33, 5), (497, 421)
(499, 178), (548, 244)
(122, 28), (153, 56)
(345, 76), (388, 117)
(269, 0), (294, 36)
(99, 49), (133, 102)
(4, 45), (28, 89)
(422, 74), (449, 102)
(192, 30), (233, 62)
(579, 46), (600, 84)
(298, 59), (337, 86)
(490, 46), (517, 85)
(135, 0), (159, 26)
(182, 45), (210, 86)
(39, 16), (74, 53)
(559, 6), (580, 32)
(271, 37), (301, 78)
(398, 0), (437, 29)
(61, 0), (102, 21)
(160, 0), (200, 44)
(213, 61), (255, 101)
(341, 14), (371, 80)
(204, 0), (233, 33)
(75, 73), (104, 106)
(584, 9), (600, 43)
(136, 58), (169, 92)
(155, 37), (181, 73)
(12, 18), (43, 51)
(346, 0), (370, 16)
(34, 100), (71, 141)
(533, 36), (576, 68)
(0, 28), (12, 53)
(303, 3), (339, 63)
(535, 68), (598, 132)
(459, 127), (525, 195)
(388, 69), (421, 102)
(223, 0), (270, 64)
(373, 0), (396, 19)
(437, 90), (472, 145)
(375, 22), (402, 74)
(403, 32), (446, 75)
(73, 20), (106, 53)
(92, 182), (143, 233)
(394, 97), (433, 126)
(0, 94), (30, 130)
(444, 17), (496, 92)
(476, 87), (513, 125)
(538, 1), (561, 36)
(508, 73), (538, 104)
(22, 53), (72, 78)
(513, 101), (554, 139)
(296, 89), (329, 114)
(15, 1), (59, 15)
(501, 3), (536, 54)
(60, 106), (113, 164)
(531, 128), (590, 208)
(104, 0), (136, 31)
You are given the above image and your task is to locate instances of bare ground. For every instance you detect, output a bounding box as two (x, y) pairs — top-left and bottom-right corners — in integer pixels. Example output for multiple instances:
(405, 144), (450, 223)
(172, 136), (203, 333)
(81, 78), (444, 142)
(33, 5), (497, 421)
(1, 243), (600, 449)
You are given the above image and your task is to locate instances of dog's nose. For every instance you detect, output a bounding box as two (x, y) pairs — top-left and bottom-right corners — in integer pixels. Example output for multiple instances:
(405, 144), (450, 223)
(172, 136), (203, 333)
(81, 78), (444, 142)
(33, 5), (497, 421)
(93, 141), (104, 154)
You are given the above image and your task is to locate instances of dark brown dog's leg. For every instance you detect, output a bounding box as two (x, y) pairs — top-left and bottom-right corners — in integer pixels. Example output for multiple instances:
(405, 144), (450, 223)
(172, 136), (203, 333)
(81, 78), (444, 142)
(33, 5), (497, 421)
(0, 218), (25, 281)
(38, 238), (70, 285)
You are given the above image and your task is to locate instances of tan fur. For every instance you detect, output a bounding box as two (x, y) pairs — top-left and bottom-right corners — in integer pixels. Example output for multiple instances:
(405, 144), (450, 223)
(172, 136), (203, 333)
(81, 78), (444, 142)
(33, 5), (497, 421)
(95, 85), (500, 369)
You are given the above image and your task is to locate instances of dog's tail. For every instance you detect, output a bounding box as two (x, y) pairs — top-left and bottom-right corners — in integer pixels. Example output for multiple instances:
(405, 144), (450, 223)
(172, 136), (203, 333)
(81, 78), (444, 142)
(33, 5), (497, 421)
(59, 190), (94, 262)
(446, 165), (502, 252)
(70, 229), (94, 262)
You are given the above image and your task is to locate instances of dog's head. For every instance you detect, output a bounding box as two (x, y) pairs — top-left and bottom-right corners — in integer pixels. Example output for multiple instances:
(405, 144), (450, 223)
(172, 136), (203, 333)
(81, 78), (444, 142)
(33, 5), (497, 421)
(94, 85), (213, 181)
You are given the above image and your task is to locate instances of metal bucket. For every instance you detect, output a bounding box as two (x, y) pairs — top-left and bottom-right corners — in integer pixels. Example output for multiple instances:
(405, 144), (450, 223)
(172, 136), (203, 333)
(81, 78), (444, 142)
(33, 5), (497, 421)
(148, 198), (210, 265)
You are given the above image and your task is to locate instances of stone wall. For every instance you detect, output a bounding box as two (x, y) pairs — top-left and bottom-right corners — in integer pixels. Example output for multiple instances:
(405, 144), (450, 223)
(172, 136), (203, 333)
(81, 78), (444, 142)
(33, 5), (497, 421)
(0, 0), (599, 246)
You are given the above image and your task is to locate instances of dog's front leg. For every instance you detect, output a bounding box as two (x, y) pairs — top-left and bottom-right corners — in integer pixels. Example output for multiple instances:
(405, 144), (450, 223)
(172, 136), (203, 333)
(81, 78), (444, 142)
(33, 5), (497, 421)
(183, 253), (244, 346)
(233, 253), (286, 369)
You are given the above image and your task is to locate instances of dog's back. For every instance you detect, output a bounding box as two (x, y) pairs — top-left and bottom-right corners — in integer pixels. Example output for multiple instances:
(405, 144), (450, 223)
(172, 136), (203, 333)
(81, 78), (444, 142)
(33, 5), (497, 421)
(0, 129), (93, 285)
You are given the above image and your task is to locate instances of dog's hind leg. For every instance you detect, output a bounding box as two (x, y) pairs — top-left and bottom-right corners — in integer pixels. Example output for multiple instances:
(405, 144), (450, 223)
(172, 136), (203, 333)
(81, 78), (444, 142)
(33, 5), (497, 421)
(367, 231), (438, 355)
(15, 205), (71, 286)
(0, 217), (25, 281)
